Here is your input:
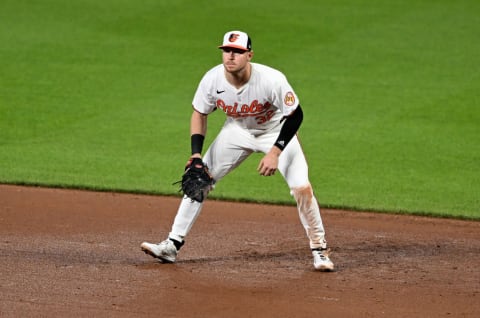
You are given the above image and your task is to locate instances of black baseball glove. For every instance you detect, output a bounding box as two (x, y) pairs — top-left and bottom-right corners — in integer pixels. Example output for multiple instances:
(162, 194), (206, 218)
(175, 157), (213, 202)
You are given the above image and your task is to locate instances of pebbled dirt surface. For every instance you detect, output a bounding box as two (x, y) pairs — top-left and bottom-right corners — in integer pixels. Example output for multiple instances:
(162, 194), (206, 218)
(1, 184), (479, 317)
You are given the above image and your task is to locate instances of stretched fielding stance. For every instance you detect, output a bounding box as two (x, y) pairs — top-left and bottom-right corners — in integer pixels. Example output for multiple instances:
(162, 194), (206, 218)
(141, 31), (334, 271)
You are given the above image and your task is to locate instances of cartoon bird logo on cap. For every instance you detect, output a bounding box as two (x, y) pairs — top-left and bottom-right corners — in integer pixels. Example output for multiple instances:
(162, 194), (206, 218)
(228, 33), (240, 42)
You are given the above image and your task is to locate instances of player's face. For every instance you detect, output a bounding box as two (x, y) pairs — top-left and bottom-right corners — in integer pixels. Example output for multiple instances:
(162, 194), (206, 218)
(222, 48), (253, 73)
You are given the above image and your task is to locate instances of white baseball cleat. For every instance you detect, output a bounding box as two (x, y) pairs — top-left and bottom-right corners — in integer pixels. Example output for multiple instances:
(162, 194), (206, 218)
(141, 239), (178, 263)
(312, 248), (334, 271)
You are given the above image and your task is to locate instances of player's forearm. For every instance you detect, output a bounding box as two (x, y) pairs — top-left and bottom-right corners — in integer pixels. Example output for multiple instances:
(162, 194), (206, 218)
(191, 109), (207, 136)
(273, 105), (303, 151)
(190, 109), (208, 156)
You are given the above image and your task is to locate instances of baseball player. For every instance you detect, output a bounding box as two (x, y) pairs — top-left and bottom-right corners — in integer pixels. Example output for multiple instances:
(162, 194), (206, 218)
(141, 30), (334, 271)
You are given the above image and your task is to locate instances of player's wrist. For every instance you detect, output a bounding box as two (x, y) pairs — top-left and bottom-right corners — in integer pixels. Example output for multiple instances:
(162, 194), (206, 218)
(191, 134), (205, 155)
(273, 142), (286, 152)
(269, 146), (282, 157)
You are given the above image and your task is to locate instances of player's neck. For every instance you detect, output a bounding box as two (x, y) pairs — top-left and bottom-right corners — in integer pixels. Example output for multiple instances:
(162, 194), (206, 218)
(225, 63), (251, 89)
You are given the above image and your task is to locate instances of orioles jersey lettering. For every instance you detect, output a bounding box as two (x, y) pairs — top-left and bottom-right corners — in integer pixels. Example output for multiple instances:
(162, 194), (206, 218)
(216, 99), (273, 118)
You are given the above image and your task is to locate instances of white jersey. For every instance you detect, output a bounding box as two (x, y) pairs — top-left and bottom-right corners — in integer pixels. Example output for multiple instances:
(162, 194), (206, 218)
(192, 63), (300, 135)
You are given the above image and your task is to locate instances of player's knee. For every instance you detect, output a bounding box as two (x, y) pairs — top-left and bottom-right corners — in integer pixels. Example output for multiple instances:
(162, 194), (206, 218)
(291, 184), (314, 208)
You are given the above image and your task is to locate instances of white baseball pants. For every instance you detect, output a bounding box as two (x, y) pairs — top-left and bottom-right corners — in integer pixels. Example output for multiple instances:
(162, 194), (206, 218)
(169, 121), (328, 250)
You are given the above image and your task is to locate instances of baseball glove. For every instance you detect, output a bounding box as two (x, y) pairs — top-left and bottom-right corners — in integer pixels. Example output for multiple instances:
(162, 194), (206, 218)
(175, 157), (213, 202)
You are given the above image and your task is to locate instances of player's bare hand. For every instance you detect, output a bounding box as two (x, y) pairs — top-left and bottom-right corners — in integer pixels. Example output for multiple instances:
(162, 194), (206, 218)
(185, 153), (202, 167)
(257, 147), (281, 176)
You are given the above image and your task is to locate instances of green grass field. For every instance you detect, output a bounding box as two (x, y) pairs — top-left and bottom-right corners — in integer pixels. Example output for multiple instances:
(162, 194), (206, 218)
(1, 0), (479, 219)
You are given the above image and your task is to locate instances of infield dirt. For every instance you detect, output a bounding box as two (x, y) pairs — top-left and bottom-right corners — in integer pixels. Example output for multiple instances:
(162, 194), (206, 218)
(1, 185), (479, 317)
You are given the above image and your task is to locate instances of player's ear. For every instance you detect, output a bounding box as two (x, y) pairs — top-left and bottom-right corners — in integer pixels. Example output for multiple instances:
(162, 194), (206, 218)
(247, 50), (254, 60)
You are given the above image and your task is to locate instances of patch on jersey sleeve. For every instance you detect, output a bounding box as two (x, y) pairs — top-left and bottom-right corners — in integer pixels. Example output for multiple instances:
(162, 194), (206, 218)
(284, 91), (296, 106)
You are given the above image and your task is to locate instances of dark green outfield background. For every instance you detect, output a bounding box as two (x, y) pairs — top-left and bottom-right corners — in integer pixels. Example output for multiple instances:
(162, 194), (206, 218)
(1, 0), (479, 218)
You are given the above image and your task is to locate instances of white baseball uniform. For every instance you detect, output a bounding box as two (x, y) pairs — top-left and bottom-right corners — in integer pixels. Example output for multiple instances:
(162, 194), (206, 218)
(169, 62), (328, 250)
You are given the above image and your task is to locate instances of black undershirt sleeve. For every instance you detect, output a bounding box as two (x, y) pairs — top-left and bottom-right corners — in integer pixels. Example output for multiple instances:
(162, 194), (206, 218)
(273, 105), (304, 151)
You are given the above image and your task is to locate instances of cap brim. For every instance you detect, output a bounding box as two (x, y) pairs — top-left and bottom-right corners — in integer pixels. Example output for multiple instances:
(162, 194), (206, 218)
(218, 44), (249, 51)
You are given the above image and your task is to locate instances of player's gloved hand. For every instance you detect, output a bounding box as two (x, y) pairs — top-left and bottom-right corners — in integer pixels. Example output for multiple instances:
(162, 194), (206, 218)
(175, 157), (214, 202)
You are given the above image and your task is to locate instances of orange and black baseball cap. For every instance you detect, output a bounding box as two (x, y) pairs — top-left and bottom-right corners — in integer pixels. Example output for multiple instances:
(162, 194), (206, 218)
(218, 31), (252, 52)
